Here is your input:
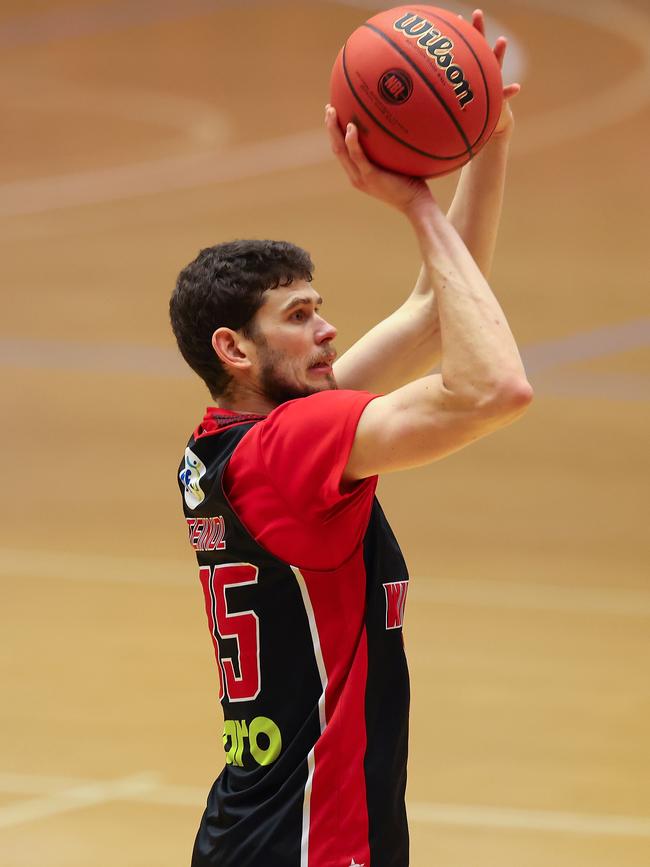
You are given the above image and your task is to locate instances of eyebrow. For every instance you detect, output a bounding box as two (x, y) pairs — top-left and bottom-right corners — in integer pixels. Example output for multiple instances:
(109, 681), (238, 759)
(281, 294), (323, 313)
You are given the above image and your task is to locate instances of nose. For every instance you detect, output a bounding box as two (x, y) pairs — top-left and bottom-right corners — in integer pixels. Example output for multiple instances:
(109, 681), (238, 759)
(315, 315), (337, 345)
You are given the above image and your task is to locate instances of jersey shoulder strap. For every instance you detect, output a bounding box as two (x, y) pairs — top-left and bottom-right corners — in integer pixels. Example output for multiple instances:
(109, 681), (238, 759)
(178, 420), (257, 517)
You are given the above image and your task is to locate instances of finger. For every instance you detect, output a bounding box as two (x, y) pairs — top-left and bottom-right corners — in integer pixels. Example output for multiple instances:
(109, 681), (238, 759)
(325, 105), (348, 152)
(493, 36), (507, 68)
(503, 83), (520, 101)
(325, 107), (361, 184)
(472, 9), (485, 36)
(344, 123), (375, 177)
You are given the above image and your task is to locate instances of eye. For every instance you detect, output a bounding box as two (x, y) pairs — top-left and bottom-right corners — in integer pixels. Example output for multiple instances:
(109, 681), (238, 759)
(291, 309), (307, 322)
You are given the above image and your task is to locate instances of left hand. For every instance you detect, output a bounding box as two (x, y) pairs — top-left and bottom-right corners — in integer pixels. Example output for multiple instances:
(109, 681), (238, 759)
(469, 9), (520, 138)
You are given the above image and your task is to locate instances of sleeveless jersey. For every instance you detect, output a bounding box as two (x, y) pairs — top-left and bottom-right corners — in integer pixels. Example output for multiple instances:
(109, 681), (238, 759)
(178, 398), (410, 867)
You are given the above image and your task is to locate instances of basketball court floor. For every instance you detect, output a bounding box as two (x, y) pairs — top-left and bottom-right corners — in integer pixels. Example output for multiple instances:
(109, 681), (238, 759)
(1, 1), (649, 865)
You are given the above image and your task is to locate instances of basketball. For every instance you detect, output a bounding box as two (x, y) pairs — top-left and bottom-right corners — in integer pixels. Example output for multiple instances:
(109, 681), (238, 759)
(329, 5), (503, 177)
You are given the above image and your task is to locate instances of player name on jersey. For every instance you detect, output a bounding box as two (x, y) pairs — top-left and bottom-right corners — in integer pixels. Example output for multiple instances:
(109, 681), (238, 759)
(186, 515), (227, 551)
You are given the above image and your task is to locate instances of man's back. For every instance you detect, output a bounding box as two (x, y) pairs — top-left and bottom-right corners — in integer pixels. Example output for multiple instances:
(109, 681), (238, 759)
(179, 392), (411, 867)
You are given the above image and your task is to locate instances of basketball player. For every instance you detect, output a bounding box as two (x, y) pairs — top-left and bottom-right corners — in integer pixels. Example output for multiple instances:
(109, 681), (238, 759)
(170, 14), (530, 866)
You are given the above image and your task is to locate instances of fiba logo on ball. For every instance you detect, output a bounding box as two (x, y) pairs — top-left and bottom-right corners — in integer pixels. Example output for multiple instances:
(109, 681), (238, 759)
(378, 69), (413, 104)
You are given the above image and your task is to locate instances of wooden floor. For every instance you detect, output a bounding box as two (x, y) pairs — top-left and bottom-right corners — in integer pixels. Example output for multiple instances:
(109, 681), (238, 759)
(1, 1), (649, 865)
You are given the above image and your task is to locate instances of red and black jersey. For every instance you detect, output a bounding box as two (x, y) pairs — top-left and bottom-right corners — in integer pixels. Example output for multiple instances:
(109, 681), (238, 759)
(177, 390), (410, 867)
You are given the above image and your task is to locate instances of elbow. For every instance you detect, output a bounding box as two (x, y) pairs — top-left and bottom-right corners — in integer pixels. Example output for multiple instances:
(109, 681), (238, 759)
(447, 376), (534, 422)
(490, 377), (534, 419)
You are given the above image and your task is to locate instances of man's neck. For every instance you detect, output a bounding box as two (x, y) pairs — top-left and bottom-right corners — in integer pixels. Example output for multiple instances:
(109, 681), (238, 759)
(214, 385), (276, 416)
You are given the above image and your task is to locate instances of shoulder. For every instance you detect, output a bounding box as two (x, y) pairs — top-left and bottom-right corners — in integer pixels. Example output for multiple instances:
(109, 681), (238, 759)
(226, 389), (379, 515)
(260, 389), (378, 435)
(235, 389), (379, 474)
(224, 391), (380, 565)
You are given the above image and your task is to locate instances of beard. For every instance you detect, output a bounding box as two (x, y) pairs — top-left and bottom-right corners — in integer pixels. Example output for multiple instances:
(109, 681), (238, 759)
(256, 338), (337, 406)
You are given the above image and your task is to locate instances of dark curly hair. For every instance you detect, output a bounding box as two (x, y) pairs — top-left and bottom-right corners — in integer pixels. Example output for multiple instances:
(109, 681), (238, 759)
(170, 239), (313, 398)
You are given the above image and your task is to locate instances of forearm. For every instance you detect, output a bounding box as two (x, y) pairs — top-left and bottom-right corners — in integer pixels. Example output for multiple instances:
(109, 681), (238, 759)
(406, 129), (512, 363)
(336, 134), (514, 394)
(406, 197), (528, 403)
(325, 104), (518, 395)
(446, 130), (513, 278)
(334, 288), (440, 393)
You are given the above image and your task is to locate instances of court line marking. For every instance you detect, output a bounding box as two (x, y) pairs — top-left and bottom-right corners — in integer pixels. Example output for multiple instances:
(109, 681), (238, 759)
(331, 0), (527, 83)
(406, 802), (650, 837)
(0, 128), (332, 218)
(1, 0), (648, 215)
(2, 322), (648, 374)
(2, 321), (648, 402)
(0, 772), (160, 830)
(0, 770), (648, 836)
(522, 320), (650, 374)
(11, 73), (230, 148)
(409, 577), (650, 617)
(531, 370), (649, 401)
(0, 0), (262, 48)
(2, 547), (649, 616)
(511, 0), (650, 154)
(332, 0), (650, 156)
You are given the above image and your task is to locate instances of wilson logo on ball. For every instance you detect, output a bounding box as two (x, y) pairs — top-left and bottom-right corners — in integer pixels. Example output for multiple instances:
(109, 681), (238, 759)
(393, 12), (474, 107)
(378, 69), (413, 104)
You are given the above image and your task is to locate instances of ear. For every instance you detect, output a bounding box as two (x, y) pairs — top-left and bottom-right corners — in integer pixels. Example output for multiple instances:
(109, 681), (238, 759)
(211, 327), (255, 373)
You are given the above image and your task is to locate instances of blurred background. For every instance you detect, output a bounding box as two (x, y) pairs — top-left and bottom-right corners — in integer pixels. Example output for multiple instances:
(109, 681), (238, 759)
(1, 1), (649, 865)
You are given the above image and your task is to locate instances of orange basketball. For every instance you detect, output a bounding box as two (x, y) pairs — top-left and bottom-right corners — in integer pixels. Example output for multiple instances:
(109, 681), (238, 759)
(329, 5), (503, 177)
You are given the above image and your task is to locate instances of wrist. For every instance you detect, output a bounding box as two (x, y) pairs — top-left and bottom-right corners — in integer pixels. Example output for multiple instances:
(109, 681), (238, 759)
(402, 193), (441, 225)
(485, 124), (514, 149)
(465, 130), (512, 176)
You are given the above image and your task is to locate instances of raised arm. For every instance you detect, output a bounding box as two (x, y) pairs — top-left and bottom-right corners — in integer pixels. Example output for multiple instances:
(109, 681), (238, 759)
(332, 9), (519, 394)
(335, 128), (532, 480)
(327, 103), (442, 395)
(446, 10), (519, 278)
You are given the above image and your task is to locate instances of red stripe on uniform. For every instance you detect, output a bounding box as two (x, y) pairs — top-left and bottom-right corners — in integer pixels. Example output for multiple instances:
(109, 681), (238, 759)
(302, 551), (371, 866)
(199, 565), (224, 701)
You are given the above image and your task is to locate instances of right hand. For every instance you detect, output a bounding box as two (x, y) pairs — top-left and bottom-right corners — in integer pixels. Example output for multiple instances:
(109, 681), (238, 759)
(325, 104), (434, 215)
(468, 9), (519, 139)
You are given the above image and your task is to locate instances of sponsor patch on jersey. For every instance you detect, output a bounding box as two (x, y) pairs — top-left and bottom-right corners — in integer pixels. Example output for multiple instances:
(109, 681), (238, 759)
(180, 446), (207, 509)
(383, 580), (409, 630)
(223, 716), (282, 767)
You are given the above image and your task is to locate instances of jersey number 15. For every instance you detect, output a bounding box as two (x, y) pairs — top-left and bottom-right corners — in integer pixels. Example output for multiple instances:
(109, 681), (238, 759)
(200, 563), (261, 703)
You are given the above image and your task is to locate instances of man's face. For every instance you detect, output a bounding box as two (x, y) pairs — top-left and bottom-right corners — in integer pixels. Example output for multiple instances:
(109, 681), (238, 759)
(248, 281), (338, 405)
